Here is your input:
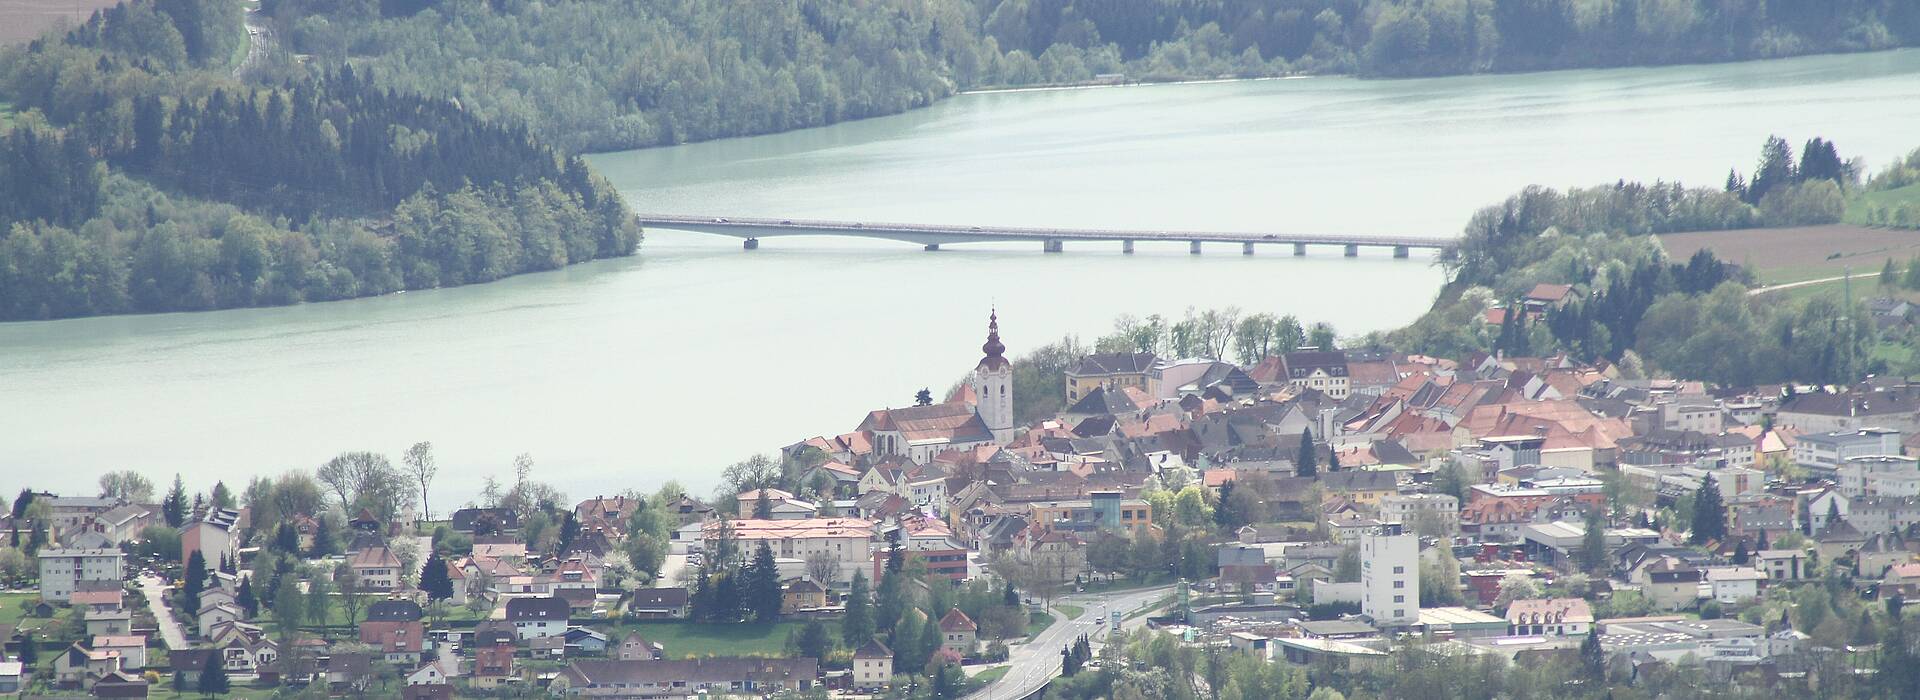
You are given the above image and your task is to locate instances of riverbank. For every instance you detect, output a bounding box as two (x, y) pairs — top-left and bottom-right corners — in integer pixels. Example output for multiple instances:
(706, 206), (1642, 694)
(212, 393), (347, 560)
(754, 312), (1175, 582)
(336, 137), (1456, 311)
(957, 74), (1304, 96)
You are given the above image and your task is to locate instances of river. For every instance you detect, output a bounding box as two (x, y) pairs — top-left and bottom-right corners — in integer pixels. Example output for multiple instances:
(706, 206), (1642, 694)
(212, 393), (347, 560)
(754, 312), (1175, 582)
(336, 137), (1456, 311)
(4, 50), (1919, 504)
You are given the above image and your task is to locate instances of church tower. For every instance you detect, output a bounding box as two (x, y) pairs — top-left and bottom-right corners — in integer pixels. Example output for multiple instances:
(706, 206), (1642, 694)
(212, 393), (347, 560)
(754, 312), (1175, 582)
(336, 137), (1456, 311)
(971, 310), (1014, 444)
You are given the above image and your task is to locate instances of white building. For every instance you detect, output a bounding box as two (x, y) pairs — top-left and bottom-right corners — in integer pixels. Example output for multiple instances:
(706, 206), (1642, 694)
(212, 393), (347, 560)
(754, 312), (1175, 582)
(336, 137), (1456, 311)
(1378, 494), (1459, 534)
(1706, 567), (1766, 604)
(1360, 532), (1419, 626)
(705, 518), (874, 584)
(969, 310), (1015, 445)
(1794, 428), (1903, 472)
(1839, 455), (1920, 498)
(38, 549), (125, 603)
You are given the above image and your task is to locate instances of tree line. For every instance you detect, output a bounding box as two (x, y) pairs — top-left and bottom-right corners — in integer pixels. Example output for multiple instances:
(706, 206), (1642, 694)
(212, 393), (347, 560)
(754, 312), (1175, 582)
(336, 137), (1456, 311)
(0, 0), (641, 321)
(246, 0), (1920, 154)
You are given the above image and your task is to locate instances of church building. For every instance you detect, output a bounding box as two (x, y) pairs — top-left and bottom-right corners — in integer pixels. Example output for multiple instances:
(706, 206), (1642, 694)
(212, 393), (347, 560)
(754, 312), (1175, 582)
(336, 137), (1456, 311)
(857, 311), (1016, 462)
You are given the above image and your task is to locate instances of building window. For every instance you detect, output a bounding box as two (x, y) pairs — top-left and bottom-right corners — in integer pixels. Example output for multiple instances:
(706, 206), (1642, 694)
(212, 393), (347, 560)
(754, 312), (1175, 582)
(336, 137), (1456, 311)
(1393, 566), (1405, 574)
(1393, 581), (1404, 589)
(1394, 595), (1404, 603)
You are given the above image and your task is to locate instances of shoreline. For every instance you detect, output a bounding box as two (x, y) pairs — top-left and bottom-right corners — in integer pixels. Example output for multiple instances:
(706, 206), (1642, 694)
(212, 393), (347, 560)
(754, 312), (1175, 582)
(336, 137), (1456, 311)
(957, 74), (1306, 96)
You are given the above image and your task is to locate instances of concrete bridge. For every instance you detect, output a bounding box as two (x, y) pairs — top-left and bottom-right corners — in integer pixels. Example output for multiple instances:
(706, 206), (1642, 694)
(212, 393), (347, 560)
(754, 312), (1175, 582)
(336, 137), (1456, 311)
(636, 214), (1455, 258)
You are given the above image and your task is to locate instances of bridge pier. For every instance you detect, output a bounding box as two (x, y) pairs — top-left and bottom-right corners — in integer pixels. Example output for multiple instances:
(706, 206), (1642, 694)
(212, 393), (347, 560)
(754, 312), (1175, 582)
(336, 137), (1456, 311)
(1122, 240), (1134, 254)
(1294, 243), (1306, 256)
(1393, 245), (1409, 259)
(924, 244), (940, 252)
(1242, 242), (1255, 255)
(1190, 241), (1202, 255)
(1043, 240), (1063, 253)
(1344, 244), (1358, 257)
(743, 238), (759, 250)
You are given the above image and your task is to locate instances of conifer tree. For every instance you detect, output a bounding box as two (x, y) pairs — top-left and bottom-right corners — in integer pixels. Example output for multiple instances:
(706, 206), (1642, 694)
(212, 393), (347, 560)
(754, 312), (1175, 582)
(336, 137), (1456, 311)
(1296, 431), (1317, 478)
(748, 541), (783, 622)
(419, 552), (454, 602)
(1690, 474), (1727, 545)
(843, 571), (874, 648)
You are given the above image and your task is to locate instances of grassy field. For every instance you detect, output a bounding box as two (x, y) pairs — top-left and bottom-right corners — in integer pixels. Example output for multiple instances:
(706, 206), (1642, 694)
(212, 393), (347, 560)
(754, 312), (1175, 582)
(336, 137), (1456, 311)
(1052, 603), (1084, 620)
(970, 666), (1010, 684)
(1024, 611), (1054, 638)
(0, 591), (42, 628)
(611, 621), (805, 659)
(1658, 224), (1920, 286)
(1845, 183), (1920, 225)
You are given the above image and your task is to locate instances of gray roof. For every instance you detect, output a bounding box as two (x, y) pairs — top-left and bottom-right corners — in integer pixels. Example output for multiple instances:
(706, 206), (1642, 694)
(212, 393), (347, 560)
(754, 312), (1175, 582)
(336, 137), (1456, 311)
(1068, 353), (1159, 376)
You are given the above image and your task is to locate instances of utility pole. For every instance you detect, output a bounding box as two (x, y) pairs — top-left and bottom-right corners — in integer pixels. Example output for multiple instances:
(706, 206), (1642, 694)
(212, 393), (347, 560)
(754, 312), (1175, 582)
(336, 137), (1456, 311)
(1843, 266), (1855, 384)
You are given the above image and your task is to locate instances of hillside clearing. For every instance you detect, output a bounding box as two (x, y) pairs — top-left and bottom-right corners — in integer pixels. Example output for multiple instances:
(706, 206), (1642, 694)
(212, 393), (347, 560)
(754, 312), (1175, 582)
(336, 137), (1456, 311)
(1658, 224), (1920, 284)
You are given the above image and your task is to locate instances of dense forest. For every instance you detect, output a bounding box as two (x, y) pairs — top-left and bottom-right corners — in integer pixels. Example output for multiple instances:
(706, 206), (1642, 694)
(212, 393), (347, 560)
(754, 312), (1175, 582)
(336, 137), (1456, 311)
(258, 0), (1920, 152)
(1378, 135), (1882, 387)
(0, 0), (639, 320)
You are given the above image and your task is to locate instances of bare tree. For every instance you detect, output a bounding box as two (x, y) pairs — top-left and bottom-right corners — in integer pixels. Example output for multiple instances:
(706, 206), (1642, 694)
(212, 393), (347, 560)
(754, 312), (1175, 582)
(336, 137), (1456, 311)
(805, 550), (841, 585)
(334, 562), (364, 628)
(403, 442), (438, 524)
(98, 470), (155, 503)
(317, 452), (415, 522)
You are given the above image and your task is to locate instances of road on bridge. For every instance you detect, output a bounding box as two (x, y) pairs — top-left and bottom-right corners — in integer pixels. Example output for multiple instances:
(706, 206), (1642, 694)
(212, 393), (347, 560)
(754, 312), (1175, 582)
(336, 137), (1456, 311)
(637, 214), (1452, 252)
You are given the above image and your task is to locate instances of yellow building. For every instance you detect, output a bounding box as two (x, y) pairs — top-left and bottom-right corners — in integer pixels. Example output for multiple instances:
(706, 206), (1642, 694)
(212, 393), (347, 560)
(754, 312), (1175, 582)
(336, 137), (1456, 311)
(1065, 353), (1160, 403)
(1027, 491), (1153, 538)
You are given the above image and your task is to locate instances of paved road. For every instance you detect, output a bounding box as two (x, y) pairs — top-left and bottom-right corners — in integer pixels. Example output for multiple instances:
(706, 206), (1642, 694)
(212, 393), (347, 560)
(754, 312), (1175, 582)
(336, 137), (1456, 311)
(965, 585), (1175, 700)
(137, 573), (189, 650)
(235, 4), (270, 80)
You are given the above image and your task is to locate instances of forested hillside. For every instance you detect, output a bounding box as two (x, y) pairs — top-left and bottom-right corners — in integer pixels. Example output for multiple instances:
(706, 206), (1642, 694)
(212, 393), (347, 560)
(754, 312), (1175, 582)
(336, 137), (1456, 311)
(260, 0), (1920, 152)
(0, 0), (638, 320)
(1379, 136), (1882, 387)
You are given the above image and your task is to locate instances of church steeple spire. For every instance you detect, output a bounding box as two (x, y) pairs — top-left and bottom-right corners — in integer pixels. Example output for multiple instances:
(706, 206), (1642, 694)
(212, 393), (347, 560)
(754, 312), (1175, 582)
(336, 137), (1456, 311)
(979, 308), (1008, 370)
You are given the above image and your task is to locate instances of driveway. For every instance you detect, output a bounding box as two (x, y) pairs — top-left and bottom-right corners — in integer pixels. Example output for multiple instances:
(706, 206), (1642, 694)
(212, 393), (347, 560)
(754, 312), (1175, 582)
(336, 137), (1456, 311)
(137, 573), (189, 650)
(964, 585), (1174, 700)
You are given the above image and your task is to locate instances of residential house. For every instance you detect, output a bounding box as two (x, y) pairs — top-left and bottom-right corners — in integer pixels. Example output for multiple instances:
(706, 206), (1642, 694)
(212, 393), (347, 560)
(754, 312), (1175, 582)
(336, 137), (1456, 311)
(627, 588), (691, 619)
(1637, 558), (1705, 610)
(566, 627), (610, 655)
(197, 602), (243, 637)
(0, 661), (21, 694)
(1321, 471), (1398, 508)
(853, 639), (893, 689)
(938, 608), (977, 657)
(1756, 549), (1810, 582)
(1066, 352), (1161, 404)
(506, 596), (571, 640)
(91, 636), (145, 671)
(91, 670), (147, 698)
(617, 633), (662, 661)
(471, 642), (517, 689)
(1378, 494), (1459, 534)
(350, 545), (404, 591)
(1705, 567), (1766, 604)
(54, 642), (122, 689)
(1857, 532), (1914, 579)
(36, 548), (124, 603)
(1278, 351), (1352, 399)
(180, 507), (239, 571)
(735, 489), (818, 520)
(361, 600), (426, 666)
(782, 580), (827, 614)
